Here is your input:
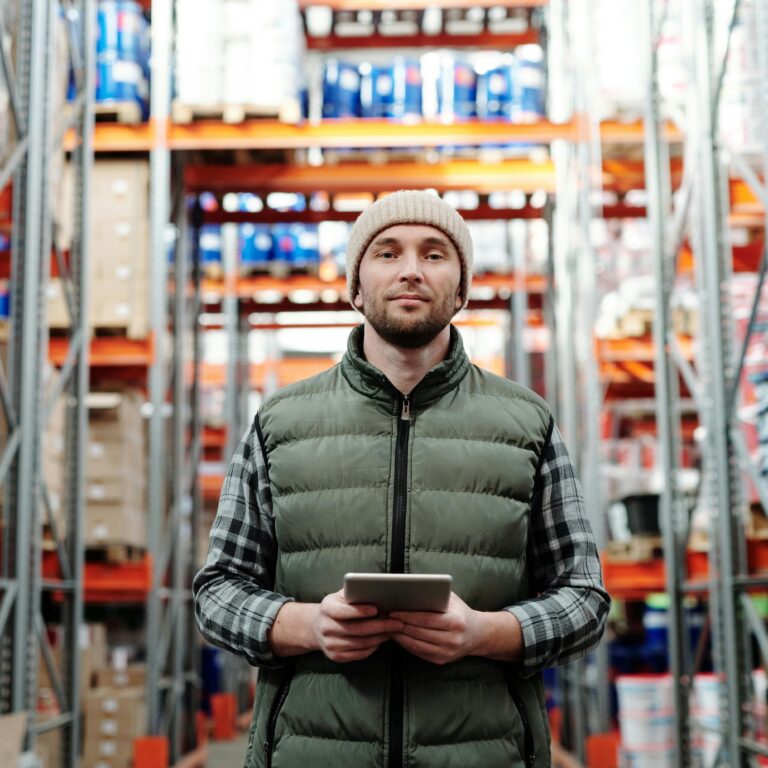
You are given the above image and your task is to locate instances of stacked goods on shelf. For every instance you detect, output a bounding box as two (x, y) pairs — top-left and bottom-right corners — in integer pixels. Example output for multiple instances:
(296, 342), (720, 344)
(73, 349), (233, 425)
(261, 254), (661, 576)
(83, 390), (146, 548)
(174, 0), (305, 122)
(82, 661), (147, 768)
(52, 159), (149, 338)
(94, 1), (150, 122)
(616, 671), (768, 767)
(317, 47), (545, 128)
(616, 674), (675, 767)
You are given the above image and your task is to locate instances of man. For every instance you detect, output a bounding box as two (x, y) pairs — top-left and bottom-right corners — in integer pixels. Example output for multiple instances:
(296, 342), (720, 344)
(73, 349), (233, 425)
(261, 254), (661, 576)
(194, 190), (609, 768)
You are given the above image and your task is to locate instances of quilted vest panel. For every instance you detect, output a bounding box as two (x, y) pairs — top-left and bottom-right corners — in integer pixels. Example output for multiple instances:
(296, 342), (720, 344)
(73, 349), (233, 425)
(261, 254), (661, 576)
(249, 332), (552, 768)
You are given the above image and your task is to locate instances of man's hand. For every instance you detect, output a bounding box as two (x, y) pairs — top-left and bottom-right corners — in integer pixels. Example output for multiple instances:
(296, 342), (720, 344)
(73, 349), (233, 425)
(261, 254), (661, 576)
(312, 589), (404, 663)
(389, 592), (524, 665)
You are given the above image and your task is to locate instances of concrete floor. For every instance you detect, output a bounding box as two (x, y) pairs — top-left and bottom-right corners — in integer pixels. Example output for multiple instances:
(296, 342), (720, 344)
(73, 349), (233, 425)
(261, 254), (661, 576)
(205, 732), (250, 767)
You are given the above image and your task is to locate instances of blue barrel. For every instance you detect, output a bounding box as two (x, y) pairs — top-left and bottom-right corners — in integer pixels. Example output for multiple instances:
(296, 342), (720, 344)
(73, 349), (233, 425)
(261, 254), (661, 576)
(515, 46), (546, 120)
(323, 60), (361, 118)
(271, 224), (298, 262)
(240, 224), (272, 266)
(199, 224), (222, 265)
(360, 64), (395, 118)
(290, 224), (320, 266)
(96, 1), (145, 103)
(391, 58), (422, 118)
(477, 63), (515, 119)
(437, 57), (477, 119)
(0, 281), (9, 320)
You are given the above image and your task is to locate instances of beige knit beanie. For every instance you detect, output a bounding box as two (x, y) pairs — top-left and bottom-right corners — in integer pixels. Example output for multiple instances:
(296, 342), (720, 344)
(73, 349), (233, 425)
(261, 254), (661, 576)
(346, 191), (474, 309)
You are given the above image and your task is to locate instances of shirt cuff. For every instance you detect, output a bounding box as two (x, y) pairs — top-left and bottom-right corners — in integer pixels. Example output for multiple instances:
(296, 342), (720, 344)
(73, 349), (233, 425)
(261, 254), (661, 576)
(505, 602), (561, 677)
(246, 594), (295, 669)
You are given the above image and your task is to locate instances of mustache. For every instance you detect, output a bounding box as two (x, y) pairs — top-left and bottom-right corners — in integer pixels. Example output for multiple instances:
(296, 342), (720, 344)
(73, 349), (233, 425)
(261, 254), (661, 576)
(385, 286), (432, 301)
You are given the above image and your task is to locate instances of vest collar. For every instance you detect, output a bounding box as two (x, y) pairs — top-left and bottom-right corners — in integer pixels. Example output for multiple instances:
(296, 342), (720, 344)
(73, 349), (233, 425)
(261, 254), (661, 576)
(341, 324), (471, 406)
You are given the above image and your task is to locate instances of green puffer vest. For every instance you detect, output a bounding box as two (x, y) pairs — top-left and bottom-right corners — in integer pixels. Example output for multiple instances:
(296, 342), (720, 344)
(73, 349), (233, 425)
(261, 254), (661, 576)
(246, 326), (553, 768)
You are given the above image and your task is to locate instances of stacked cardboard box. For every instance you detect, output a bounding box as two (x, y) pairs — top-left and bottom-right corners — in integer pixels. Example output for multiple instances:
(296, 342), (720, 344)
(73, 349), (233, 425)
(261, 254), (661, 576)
(50, 160), (150, 339)
(82, 686), (146, 768)
(84, 391), (147, 548)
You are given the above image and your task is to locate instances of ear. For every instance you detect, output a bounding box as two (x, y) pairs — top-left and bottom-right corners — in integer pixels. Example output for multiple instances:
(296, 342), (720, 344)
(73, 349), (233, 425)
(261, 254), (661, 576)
(353, 290), (364, 310)
(454, 288), (463, 311)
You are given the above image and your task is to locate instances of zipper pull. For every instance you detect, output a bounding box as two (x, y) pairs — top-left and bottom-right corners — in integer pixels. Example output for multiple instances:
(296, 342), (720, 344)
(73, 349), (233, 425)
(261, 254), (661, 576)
(401, 395), (411, 421)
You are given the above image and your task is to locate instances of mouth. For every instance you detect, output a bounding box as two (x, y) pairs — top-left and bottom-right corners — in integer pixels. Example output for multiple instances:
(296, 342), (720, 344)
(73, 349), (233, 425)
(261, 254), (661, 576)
(390, 294), (428, 303)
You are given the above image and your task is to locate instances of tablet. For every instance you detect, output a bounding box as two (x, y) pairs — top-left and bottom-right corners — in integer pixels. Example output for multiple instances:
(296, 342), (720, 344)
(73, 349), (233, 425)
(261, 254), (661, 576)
(343, 573), (452, 613)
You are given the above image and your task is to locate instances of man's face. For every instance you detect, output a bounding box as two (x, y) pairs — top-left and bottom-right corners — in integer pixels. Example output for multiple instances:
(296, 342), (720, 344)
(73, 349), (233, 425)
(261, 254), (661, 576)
(353, 224), (463, 349)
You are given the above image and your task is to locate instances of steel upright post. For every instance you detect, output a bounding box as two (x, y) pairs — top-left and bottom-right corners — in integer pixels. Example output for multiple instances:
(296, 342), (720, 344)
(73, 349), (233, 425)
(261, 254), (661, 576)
(642, 2), (692, 763)
(146, 0), (173, 737)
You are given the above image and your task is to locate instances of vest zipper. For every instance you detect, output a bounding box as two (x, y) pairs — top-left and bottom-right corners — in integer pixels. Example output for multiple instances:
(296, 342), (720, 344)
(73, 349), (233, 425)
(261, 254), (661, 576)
(264, 669), (294, 768)
(389, 394), (410, 768)
(508, 684), (536, 768)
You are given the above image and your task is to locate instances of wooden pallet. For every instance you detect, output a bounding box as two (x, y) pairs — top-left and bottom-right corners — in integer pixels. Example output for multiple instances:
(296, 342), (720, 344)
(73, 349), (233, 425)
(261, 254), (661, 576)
(605, 535), (664, 563)
(172, 99), (301, 125)
(94, 101), (143, 125)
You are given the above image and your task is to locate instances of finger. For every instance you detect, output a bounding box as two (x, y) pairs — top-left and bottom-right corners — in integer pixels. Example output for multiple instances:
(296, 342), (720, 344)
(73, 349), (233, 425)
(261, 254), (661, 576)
(332, 646), (381, 663)
(389, 611), (456, 629)
(326, 633), (395, 651)
(395, 624), (454, 645)
(333, 618), (404, 637)
(391, 633), (447, 665)
(325, 600), (379, 621)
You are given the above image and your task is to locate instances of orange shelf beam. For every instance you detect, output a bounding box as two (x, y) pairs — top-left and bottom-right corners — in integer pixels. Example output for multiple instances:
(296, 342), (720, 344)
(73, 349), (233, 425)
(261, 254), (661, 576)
(170, 118), (573, 151)
(202, 474), (225, 503)
(49, 335), (154, 367)
(43, 552), (153, 603)
(185, 158), (556, 194)
(306, 30), (539, 50)
(78, 118), (685, 154)
(597, 335), (694, 363)
(67, 121), (155, 153)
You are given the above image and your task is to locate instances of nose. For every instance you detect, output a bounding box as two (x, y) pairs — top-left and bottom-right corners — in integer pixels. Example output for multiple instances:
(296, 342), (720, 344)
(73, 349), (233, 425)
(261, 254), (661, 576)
(397, 249), (423, 283)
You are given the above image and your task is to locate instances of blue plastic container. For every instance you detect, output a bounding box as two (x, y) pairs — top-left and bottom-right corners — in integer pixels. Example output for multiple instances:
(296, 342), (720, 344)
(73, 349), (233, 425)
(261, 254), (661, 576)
(323, 60), (361, 118)
(240, 224), (272, 266)
(271, 224), (298, 262)
(290, 224), (320, 266)
(515, 46), (546, 120)
(96, 1), (146, 104)
(477, 63), (515, 120)
(437, 58), (477, 119)
(199, 224), (222, 265)
(360, 64), (393, 118)
(0, 283), (9, 320)
(392, 58), (422, 118)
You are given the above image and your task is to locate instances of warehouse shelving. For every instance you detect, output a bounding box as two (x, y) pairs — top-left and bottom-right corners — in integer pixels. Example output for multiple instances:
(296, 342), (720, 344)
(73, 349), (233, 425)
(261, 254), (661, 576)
(1, 1), (94, 766)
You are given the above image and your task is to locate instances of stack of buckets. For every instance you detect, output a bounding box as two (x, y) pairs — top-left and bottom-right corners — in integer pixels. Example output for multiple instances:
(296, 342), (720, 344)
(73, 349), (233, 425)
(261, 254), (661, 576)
(617, 671), (768, 767)
(616, 674), (675, 767)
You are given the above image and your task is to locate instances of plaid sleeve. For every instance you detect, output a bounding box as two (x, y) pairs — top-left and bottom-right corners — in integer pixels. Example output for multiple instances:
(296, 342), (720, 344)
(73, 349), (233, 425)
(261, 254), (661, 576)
(507, 422), (610, 674)
(192, 415), (292, 668)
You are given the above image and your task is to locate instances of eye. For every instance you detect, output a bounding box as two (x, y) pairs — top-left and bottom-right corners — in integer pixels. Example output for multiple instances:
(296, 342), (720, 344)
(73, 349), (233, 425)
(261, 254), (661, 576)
(426, 252), (445, 261)
(377, 251), (396, 259)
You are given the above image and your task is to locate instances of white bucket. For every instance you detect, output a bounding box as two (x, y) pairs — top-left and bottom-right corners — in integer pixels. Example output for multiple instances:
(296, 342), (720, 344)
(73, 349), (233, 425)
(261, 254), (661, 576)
(620, 745), (676, 768)
(693, 673), (722, 714)
(619, 712), (674, 749)
(616, 674), (674, 715)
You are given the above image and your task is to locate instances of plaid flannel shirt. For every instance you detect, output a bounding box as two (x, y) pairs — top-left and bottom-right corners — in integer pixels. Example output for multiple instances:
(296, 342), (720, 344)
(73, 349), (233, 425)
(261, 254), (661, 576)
(193, 417), (610, 675)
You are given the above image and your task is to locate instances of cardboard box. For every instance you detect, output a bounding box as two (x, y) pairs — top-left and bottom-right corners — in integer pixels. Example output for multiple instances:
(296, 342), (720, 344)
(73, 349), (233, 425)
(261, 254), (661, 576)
(0, 712), (27, 768)
(80, 757), (133, 768)
(82, 737), (134, 768)
(85, 507), (146, 548)
(84, 690), (146, 741)
(93, 664), (146, 689)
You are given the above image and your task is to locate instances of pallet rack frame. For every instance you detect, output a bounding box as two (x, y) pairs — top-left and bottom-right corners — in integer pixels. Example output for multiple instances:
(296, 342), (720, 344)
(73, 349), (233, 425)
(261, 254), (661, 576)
(0, 2), (94, 767)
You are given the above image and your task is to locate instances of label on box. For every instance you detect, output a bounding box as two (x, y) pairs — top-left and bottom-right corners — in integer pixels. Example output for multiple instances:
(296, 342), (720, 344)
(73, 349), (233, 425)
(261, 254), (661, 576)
(115, 222), (131, 238)
(92, 524), (108, 541)
(101, 698), (118, 714)
(89, 443), (106, 458)
(88, 485), (107, 501)
(116, 265), (132, 280)
(99, 720), (118, 736)
(114, 303), (131, 319)
(98, 741), (117, 757)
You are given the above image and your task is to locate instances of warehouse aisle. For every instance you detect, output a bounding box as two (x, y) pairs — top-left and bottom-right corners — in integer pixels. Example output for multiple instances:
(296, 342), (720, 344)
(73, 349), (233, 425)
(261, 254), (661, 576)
(206, 732), (250, 767)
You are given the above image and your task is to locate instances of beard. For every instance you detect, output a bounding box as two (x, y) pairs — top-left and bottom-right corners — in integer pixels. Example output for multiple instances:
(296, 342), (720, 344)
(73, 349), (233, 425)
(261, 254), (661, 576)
(359, 288), (458, 349)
